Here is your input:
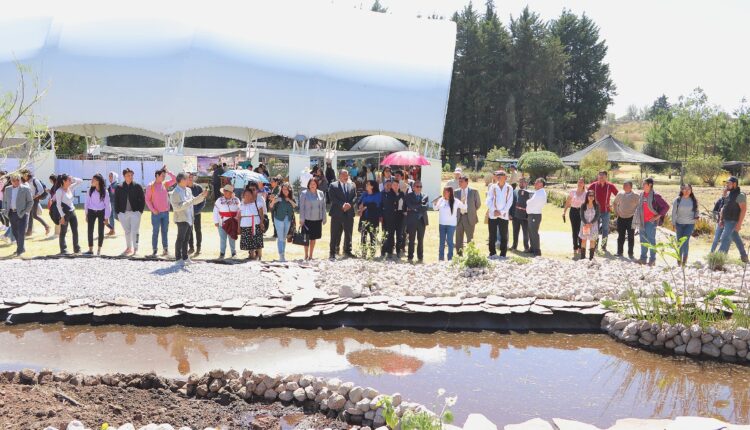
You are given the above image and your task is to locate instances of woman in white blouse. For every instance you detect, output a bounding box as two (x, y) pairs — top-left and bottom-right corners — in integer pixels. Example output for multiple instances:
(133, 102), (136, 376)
(55, 174), (83, 254)
(433, 186), (466, 261)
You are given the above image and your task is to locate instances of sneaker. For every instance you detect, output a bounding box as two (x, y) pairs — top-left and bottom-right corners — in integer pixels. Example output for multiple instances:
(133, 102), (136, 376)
(152, 250), (158, 257)
(83, 250), (94, 256)
(218, 253), (225, 260)
(742, 255), (749, 264)
(183, 258), (193, 265)
(162, 249), (169, 257)
(195, 247), (201, 256)
(96, 247), (102, 256)
(231, 252), (237, 258)
(279, 254), (286, 262)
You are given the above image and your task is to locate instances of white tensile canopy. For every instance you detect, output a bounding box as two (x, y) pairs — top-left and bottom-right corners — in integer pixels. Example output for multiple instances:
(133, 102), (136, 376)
(0, 0), (456, 145)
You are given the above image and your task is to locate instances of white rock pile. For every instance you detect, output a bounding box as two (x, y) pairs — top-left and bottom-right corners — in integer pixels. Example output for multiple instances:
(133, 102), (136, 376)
(602, 314), (750, 363)
(316, 258), (746, 302)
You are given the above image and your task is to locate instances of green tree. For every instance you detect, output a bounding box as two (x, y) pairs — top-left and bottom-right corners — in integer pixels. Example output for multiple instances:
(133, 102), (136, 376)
(686, 156), (725, 186)
(579, 148), (610, 182)
(550, 10), (615, 153)
(478, 1), (512, 153)
(370, 0), (387, 13)
(517, 150), (564, 179)
(647, 95), (670, 120)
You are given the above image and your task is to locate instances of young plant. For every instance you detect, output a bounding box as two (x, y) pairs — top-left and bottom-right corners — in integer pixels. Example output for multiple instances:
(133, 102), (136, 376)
(454, 241), (488, 269)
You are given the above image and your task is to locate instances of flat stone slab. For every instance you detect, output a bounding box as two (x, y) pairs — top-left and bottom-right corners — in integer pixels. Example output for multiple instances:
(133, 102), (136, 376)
(400, 296), (425, 303)
(9, 303), (68, 315)
(464, 414), (498, 430)
(486, 296), (535, 306)
(535, 299), (579, 308)
(528, 304), (553, 315)
(221, 298), (246, 310)
(607, 418), (674, 430)
(484, 306), (511, 315)
(552, 418), (601, 430)
(30, 296), (66, 304)
(504, 418), (554, 430)
(287, 309), (320, 318)
(322, 304), (348, 315)
(234, 306), (267, 318)
(4, 296), (30, 306)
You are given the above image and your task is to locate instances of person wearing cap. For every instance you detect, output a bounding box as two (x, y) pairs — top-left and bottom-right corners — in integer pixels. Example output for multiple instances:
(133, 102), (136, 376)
(212, 184), (240, 259)
(718, 176), (748, 262)
(486, 170), (514, 258)
(710, 184), (729, 253)
(446, 167), (462, 190)
(632, 178), (669, 266)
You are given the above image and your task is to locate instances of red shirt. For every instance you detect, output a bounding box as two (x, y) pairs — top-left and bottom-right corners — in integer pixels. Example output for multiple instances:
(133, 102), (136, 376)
(642, 192), (656, 222)
(588, 181), (618, 211)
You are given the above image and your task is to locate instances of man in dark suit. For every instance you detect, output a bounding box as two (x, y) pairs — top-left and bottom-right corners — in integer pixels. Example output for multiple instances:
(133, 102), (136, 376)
(381, 179), (405, 258)
(328, 169), (357, 259)
(405, 180), (429, 262)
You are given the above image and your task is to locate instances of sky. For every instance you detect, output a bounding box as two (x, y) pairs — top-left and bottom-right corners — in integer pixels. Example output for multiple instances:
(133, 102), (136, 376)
(331, 0), (750, 116)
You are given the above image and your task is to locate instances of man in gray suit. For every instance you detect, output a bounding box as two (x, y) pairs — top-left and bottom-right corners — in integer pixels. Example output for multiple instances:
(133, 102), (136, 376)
(454, 175), (481, 256)
(2, 174), (33, 256)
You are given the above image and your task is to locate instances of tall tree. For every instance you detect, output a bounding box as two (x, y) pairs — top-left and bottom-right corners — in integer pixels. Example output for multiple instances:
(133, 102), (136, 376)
(370, 0), (387, 13)
(550, 10), (615, 153)
(478, 1), (512, 153)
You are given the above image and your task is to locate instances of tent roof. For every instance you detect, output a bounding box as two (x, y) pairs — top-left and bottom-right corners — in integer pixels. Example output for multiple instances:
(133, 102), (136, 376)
(0, 0), (456, 144)
(562, 135), (669, 165)
(98, 146), (246, 158)
(350, 135), (408, 152)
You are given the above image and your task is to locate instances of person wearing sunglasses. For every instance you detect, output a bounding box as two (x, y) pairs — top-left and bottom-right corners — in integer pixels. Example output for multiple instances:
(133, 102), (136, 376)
(404, 180), (429, 262)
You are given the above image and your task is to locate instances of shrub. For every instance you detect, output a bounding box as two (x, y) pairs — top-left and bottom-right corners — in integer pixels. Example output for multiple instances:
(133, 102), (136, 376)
(693, 217), (714, 236)
(509, 255), (530, 265)
(547, 190), (568, 208)
(580, 148), (610, 173)
(485, 146), (510, 163)
(442, 162), (452, 173)
(686, 156), (726, 187)
(457, 242), (488, 269)
(517, 151), (564, 179)
(706, 252), (728, 271)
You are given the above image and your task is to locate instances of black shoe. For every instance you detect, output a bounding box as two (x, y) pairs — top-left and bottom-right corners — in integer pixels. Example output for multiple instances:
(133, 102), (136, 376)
(218, 253), (225, 259)
(231, 252), (237, 258)
(59, 250), (70, 255)
(73, 248), (81, 254)
(615, 252), (623, 257)
(628, 254), (635, 259)
(344, 252), (356, 259)
(329, 254), (336, 261)
(83, 251), (94, 256)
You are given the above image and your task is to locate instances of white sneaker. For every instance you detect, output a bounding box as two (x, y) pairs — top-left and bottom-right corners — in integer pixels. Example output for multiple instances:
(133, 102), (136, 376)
(183, 258), (193, 265)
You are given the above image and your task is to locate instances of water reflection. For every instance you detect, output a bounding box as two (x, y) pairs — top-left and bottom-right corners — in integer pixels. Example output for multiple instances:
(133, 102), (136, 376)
(0, 324), (748, 427)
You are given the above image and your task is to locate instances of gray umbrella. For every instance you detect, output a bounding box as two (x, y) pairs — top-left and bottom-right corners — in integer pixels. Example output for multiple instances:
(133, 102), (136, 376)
(350, 135), (408, 152)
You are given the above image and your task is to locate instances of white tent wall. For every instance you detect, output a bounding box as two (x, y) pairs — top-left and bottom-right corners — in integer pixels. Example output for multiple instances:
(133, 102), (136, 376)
(420, 158), (443, 201)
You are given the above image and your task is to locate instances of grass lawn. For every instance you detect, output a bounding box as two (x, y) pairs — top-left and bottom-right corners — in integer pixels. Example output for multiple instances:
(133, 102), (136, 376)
(2, 176), (747, 264)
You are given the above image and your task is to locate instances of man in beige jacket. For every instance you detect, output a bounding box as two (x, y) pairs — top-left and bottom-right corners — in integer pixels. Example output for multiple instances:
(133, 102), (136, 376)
(455, 175), (481, 256)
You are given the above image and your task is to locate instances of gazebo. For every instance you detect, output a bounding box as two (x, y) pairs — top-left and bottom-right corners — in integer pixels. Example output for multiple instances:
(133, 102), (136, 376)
(562, 135), (669, 166)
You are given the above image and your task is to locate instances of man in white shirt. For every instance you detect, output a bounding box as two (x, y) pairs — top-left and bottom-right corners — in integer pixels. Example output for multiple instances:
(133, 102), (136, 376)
(525, 178), (548, 257)
(486, 170), (513, 258)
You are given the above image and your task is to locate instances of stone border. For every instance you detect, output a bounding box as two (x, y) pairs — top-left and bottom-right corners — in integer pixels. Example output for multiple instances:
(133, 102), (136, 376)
(2, 368), (426, 430)
(1, 295), (610, 331)
(601, 313), (750, 364)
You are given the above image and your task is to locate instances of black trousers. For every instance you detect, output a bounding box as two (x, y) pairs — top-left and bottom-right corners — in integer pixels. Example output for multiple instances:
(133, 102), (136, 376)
(382, 216), (403, 255)
(26, 199), (49, 233)
(360, 220), (379, 247)
(617, 216), (635, 256)
(397, 214), (408, 253)
(59, 211), (80, 253)
(9, 211), (28, 254)
(569, 208), (582, 251)
(175, 221), (191, 261)
(488, 218), (508, 257)
(86, 209), (106, 248)
(188, 213), (202, 251)
(512, 217), (529, 251)
(407, 221), (426, 260)
(330, 215), (354, 256)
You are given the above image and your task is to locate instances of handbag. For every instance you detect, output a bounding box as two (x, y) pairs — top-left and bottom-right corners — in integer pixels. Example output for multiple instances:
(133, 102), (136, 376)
(253, 201), (269, 234)
(292, 227), (309, 246)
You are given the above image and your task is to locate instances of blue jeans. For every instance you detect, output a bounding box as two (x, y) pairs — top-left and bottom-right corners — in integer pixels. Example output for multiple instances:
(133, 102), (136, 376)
(718, 220), (748, 258)
(600, 210), (611, 238)
(274, 217), (291, 257)
(108, 198), (117, 229)
(217, 225), (236, 255)
(151, 212), (169, 251)
(639, 221), (657, 262)
(674, 223), (695, 261)
(439, 224), (457, 261)
(711, 223), (724, 253)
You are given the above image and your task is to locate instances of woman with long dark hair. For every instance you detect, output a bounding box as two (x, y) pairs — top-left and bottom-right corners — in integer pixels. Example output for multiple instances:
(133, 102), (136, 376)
(55, 174), (83, 254)
(563, 177), (587, 259)
(269, 182), (297, 262)
(672, 183), (699, 265)
(579, 190), (600, 260)
(433, 186), (466, 261)
(84, 173), (111, 255)
(357, 179), (382, 255)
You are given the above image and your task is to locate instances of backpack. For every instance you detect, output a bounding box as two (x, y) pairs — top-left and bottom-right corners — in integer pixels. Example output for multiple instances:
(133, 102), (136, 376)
(34, 178), (48, 200)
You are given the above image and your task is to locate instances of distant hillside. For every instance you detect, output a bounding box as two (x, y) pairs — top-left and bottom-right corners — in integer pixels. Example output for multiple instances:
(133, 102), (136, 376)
(596, 120), (651, 151)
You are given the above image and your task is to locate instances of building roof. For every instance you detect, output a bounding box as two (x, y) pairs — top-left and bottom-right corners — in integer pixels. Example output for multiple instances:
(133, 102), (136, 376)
(562, 135), (669, 165)
(0, 0), (456, 144)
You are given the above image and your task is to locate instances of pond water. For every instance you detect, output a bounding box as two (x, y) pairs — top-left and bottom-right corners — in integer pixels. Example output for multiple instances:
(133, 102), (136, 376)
(1, 324), (748, 427)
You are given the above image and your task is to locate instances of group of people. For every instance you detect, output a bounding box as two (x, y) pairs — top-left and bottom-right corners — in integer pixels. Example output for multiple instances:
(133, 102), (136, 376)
(1, 164), (748, 265)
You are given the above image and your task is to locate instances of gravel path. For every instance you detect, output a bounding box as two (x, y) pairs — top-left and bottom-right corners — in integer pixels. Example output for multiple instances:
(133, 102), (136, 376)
(1, 256), (747, 303)
(0, 258), (315, 302)
(315, 258), (749, 301)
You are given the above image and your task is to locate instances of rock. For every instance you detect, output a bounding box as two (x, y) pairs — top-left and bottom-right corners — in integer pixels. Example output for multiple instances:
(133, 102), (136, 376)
(356, 399), (371, 413)
(156, 425), (175, 430)
(285, 381), (299, 391)
(690, 324), (702, 338)
(665, 416), (733, 430)
(66, 421), (85, 430)
(552, 418), (601, 430)
(328, 394), (346, 410)
(327, 378), (342, 391)
(623, 322), (639, 335)
(712, 337), (725, 348)
(293, 387), (306, 402)
(299, 375), (313, 388)
(225, 369), (240, 380)
(732, 339), (748, 351)
(83, 375), (100, 386)
(263, 388), (277, 401)
(702, 343), (721, 358)
(686, 338), (702, 355)
(665, 340), (676, 349)
(736, 327), (750, 340)
(701, 333), (714, 343)
(611, 320), (628, 331)
(339, 285), (359, 298)
(19, 369), (36, 384)
(674, 344), (687, 355)
(463, 414), (499, 430)
(349, 386), (364, 403)
(278, 390), (294, 402)
(118, 424), (136, 430)
(738, 349), (748, 358)
(607, 418), (673, 430)
(209, 369), (224, 379)
(209, 379), (222, 392)
(363, 387), (379, 399)
(721, 343), (737, 357)
(392, 393), (402, 407)
(304, 385), (315, 400)
(338, 381), (354, 396)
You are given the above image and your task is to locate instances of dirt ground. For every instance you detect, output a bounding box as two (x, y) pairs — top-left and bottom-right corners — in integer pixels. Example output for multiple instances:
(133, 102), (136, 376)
(0, 379), (349, 430)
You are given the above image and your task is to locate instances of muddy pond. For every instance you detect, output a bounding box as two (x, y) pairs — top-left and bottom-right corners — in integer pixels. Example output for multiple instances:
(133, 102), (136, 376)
(1, 324), (748, 427)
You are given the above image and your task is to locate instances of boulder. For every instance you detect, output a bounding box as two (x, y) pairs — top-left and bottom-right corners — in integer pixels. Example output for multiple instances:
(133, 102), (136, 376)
(702, 343), (721, 358)
(721, 344), (737, 357)
(328, 394), (346, 410)
(293, 388), (307, 402)
(349, 386), (364, 403)
(464, 414), (499, 430)
(686, 338), (702, 355)
(503, 418), (552, 430)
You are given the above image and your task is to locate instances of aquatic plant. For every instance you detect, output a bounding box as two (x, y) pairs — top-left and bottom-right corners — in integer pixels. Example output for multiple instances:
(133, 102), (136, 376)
(378, 389), (456, 430)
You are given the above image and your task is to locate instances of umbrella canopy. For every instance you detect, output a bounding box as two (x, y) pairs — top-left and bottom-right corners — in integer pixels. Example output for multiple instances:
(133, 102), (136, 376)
(380, 151), (430, 166)
(350, 135), (408, 152)
(221, 169), (270, 184)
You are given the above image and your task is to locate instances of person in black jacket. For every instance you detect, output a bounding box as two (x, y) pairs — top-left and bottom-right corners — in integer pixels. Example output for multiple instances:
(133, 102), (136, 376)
(510, 177), (531, 252)
(114, 168), (145, 256)
(187, 172), (206, 255)
(211, 164), (224, 202)
(405, 180), (429, 262)
(381, 179), (405, 258)
(328, 169), (357, 259)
